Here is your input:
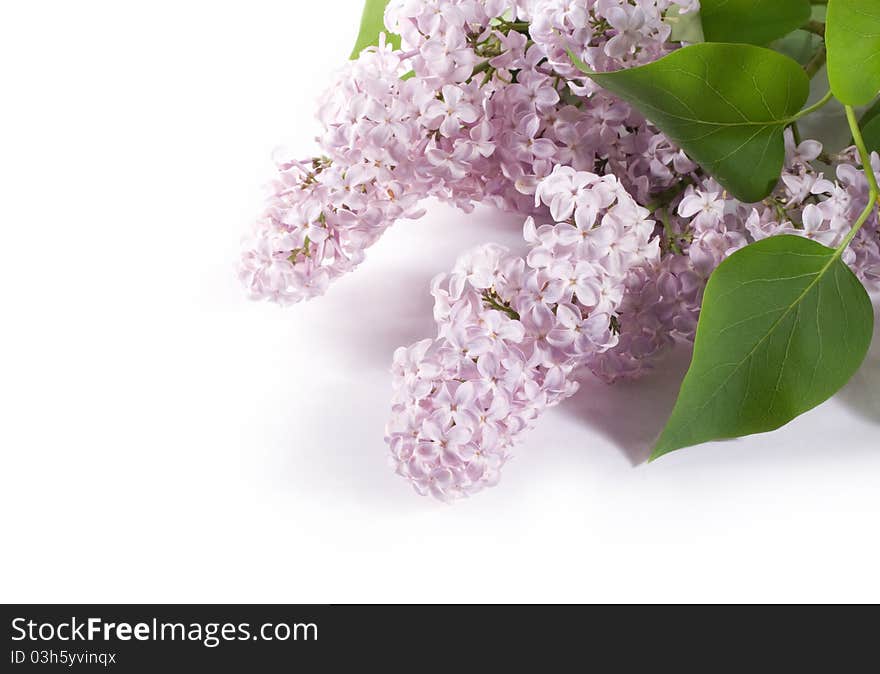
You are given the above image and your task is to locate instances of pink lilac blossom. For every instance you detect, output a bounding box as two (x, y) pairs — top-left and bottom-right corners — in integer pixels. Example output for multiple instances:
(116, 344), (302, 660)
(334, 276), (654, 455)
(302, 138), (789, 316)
(239, 39), (430, 304)
(389, 147), (880, 499)
(239, 0), (880, 500)
(240, 0), (698, 304)
(744, 134), (880, 287)
(524, 0), (699, 93)
(589, 135), (880, 386)
(386, 168), (659, 500)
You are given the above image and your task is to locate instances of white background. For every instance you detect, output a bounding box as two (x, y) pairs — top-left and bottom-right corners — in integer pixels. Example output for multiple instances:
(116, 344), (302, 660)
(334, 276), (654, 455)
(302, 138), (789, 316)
(2, 1), (879, 603)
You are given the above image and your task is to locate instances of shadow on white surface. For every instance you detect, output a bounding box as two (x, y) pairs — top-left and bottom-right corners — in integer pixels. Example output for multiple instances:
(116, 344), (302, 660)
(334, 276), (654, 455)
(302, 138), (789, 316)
(838, 303), (880, 425)
(231, 202), (880, 514)
(562, 345), (692, 466)
(246, 203), (532, 511)
(314, 268), (440, 369)
(315, 202), (527, 368)
(558, 299), (880, 467)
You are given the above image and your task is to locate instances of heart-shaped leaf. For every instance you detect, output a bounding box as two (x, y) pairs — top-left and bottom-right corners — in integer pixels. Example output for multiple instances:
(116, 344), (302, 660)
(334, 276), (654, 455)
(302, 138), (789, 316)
(350, 0), (399, 59)
(652, 235), (874, 460)
(826, 0), (880, 105)
(570, 44), (810, 202)
(700, 0), (811, 45)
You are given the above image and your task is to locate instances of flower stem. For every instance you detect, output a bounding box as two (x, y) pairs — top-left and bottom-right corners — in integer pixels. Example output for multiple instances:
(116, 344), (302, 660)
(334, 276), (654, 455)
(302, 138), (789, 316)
(802, 20), (826, 38)
(803, 45), (827, 79)
(847, 105), (880, 197)
(659, 208), (683, 255)
(837, 105), (880, 251)
(838, 193), (878, 251)
(482, 289), (520, 320)
(644, 177), (691, 212)
(497, 20), (530, 34)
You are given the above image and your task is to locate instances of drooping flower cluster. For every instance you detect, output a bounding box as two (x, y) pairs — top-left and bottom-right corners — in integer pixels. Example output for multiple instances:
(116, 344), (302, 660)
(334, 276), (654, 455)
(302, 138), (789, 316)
(239, 40), (430, 304)
(240, 0), (880, 500)
(240, 0), (698, 304)
(386, 168), (660, 499)
(387, 141), (880, 499)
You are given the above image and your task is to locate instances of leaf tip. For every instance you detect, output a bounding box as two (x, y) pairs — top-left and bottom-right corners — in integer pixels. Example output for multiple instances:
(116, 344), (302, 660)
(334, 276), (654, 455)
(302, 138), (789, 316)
(563, 46), (592, 75)
(647, 444), (671, 463)
(650, 424), (687, 461)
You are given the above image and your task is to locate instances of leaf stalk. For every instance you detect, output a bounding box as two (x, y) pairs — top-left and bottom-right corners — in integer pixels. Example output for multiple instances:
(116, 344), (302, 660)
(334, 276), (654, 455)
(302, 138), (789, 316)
(793, 89), (834, 120)
(838, 105), (880, 251)
(801, 20), (826, 38)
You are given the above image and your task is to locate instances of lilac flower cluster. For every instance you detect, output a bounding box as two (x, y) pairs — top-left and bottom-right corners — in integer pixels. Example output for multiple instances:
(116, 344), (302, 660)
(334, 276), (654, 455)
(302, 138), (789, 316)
(526, 0), (698, 89)
(746, 136), (880, 286)
(239, 40), (430, 304)
(388, 141), (880, 500)
(240, 0), (880, 499)
(387, 168), (659, 499)
(587, 132), (880, 386)
(240, 0), (697, 303)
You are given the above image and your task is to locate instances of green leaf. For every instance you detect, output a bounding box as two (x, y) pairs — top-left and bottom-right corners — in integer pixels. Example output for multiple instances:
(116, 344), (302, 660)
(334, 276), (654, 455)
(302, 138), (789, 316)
(863, 115), (880, 153)
(771, 29), (821, 66)
(700, 0), (811, 45)
(570, 43), (810, 202)
(858, 98), (880, 152)
(350, 0), (399, 59)
(826, 0), (880, 105)
(861, 97), (880, 129)
(652, 235), (874, 460)
(665, 6), (704, 44)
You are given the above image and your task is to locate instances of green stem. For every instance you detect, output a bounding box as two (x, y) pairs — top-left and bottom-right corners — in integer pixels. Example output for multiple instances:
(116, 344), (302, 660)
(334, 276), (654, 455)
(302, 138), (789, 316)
(482, 290), (520, 320)
(840, 196), (879, 251)
(660, 208), (683, 255)
(498, 21), (530, 34)
(793, 89), (834, 120)
(803, 45), (826, 79)
(473, 59), (493, 76)
(838, 105), (880, 251)
(801, 20), (826, 38)
(847, 105), (880, 197)
(472, 38), (534, 82)
(644, 178), (691, 212)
